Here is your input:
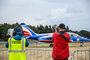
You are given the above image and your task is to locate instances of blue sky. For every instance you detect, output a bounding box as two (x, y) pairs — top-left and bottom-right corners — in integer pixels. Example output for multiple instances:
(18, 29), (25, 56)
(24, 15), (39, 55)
(0, 0), (90, 31)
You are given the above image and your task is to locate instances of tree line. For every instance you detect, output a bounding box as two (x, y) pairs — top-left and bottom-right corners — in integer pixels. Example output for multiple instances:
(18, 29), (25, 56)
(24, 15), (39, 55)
(0, 22), (90, 41)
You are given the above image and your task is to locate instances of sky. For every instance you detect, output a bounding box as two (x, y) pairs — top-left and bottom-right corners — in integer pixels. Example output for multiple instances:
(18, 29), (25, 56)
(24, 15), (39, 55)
(0, 0), (90, 31)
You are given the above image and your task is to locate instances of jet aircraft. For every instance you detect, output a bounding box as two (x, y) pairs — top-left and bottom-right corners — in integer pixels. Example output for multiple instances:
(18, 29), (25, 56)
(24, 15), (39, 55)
(21, 23), (90, 47)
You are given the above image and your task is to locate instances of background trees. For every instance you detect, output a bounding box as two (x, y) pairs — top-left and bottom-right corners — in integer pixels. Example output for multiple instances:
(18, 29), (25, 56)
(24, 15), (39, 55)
(0, 23), (90, 41)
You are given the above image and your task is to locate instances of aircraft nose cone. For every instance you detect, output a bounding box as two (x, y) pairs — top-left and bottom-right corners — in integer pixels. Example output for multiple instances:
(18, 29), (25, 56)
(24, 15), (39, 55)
(79, 38), (90, 42)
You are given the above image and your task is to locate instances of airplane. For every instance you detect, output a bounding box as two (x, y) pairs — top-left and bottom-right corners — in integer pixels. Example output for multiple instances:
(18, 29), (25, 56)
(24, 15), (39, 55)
(20, 23), (90, 47)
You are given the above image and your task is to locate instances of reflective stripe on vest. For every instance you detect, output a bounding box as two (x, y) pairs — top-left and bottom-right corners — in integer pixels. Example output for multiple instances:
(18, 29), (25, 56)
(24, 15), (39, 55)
(9, 38), (25, 52)
(9, 50), (25, 52)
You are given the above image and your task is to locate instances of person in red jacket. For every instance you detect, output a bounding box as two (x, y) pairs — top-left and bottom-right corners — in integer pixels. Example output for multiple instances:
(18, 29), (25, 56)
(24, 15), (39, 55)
(52, 23), (70, 60)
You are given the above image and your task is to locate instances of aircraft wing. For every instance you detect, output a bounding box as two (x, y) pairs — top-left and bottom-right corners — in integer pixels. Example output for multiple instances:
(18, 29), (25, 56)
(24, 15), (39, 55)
(39, 35), (53, 43)
(22, 36), (32, 39)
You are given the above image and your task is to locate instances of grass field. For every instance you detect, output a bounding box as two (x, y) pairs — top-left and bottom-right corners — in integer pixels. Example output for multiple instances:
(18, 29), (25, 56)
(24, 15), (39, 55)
(0, 42), (90, 60)
(27, 42), (90, 60)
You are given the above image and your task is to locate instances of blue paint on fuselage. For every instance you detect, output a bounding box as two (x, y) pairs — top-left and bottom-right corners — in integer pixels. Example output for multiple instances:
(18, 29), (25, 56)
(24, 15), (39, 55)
(38, 35), (90, 42)
(70, 36), (90, 42)
(23, 34), (47, 40)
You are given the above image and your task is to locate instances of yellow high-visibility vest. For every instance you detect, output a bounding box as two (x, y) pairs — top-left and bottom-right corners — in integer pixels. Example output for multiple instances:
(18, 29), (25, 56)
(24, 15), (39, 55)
(8, 37), (26, 60)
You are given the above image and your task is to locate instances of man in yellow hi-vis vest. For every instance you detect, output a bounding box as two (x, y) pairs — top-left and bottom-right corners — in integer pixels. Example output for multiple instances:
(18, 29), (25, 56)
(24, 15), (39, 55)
(6, 27), (29, 60)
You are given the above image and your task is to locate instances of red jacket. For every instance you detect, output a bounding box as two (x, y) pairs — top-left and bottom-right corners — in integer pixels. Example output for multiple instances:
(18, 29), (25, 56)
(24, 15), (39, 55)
(52, 32), (70, 59)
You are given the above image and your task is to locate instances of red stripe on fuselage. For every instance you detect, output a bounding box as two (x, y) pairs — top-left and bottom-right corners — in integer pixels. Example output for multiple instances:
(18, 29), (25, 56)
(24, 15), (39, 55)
(23, 31), (31, 36)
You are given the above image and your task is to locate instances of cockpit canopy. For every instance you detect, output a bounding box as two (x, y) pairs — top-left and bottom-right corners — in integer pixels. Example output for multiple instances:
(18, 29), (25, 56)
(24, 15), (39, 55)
(67, 32), (81, 38)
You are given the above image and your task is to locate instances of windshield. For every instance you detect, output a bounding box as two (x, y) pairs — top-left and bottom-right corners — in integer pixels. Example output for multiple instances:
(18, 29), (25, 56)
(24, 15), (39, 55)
(67, 32), (81, 38)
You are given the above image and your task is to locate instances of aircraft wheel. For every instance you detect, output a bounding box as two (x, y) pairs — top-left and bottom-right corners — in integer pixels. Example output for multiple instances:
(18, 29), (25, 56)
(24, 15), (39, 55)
(80, 42), (84, 47)
(80, 45), (83, 47)
(50, 44), (53, 47)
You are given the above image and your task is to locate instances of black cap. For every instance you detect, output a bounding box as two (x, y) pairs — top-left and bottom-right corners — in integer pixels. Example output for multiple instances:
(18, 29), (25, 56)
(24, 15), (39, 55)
(59, 23), (65, 29)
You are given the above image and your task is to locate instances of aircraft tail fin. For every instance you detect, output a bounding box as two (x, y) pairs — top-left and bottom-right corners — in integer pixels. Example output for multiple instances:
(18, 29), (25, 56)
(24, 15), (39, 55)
(20, 23), (36, 36)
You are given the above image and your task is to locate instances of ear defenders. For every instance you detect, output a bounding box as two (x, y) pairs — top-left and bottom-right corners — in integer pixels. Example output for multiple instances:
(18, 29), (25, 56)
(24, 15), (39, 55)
(13, 26), (18, 35)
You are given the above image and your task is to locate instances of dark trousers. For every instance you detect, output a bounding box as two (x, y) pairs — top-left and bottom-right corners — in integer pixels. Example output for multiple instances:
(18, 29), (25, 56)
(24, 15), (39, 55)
(53, 58), (68, 60)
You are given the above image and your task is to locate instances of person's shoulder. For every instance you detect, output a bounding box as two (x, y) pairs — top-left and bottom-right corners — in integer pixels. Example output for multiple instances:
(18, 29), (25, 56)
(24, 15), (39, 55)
(8, 37), (13, 41)
(8, 37), (13, 39)
(53, 32), (59, 34)
(22, 37), (26, 40)
(53, 32), (61, 36)
(64, 32), (69, 35)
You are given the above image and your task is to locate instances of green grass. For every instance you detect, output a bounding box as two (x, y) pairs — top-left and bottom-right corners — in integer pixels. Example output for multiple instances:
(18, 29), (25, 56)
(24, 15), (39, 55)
(27, 43), (90, 48)
(69, 43), (90, 47)
(0, 42), (90, 60)
(0, 42), (90, 49)
(27, 44), (51, 48)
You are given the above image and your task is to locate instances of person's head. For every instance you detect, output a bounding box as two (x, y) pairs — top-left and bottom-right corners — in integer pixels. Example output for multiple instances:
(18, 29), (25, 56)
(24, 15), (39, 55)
(52, 25), (57, 30)
(56, 26), (59, 31)
(13, 27), (23, 35)
(52, 25), (59, 32)
(58, 23), (65, 31)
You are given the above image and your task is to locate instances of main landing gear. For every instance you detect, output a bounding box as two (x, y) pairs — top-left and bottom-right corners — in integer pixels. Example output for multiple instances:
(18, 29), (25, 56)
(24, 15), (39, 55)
(80, 42), (84, 47)
(49, 44), (53, 47)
